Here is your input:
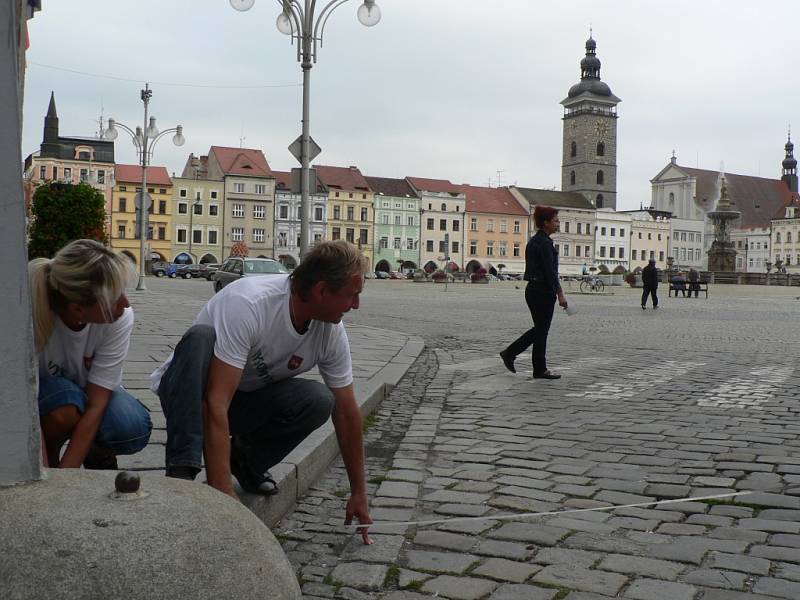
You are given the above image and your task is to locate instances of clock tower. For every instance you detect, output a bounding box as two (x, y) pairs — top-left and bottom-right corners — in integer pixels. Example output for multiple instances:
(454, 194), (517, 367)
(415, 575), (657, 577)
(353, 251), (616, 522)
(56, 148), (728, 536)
(561, 36), (621, 209)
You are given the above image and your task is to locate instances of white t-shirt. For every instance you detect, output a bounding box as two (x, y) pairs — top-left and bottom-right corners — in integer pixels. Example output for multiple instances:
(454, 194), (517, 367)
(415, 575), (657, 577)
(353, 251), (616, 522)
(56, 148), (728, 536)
(39, 307), (134, 390)
(150, 275), (353, 394)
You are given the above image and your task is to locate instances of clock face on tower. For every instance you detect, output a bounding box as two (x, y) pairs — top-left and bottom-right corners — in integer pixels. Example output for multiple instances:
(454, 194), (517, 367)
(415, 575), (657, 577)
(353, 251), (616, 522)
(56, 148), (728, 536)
(595, 120), (609, 138)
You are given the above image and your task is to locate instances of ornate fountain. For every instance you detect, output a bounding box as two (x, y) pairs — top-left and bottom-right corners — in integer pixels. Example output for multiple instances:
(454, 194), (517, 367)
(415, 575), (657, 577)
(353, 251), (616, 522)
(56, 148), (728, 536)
(706, 174), (740, 272)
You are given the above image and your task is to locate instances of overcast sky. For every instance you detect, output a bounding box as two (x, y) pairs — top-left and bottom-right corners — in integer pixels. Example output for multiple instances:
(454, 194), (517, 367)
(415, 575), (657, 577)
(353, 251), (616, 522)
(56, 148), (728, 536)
(21, 0), (799, 210)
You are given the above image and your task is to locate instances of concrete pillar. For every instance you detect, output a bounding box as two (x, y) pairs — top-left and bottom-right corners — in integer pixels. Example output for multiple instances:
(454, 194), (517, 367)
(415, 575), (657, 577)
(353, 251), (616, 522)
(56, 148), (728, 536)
(0, 0), (41, 486)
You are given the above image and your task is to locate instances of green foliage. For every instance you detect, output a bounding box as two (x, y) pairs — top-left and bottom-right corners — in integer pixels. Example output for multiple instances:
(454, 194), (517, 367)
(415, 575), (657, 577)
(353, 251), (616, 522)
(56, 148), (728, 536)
(28, 182), (108, 258)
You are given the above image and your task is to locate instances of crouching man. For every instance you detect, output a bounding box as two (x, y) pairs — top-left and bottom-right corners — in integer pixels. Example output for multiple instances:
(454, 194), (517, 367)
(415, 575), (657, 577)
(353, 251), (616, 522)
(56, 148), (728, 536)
(150, 241), (371, 542)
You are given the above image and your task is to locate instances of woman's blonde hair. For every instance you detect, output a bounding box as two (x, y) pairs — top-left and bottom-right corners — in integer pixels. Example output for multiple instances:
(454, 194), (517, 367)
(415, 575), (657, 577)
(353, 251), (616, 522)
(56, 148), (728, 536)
(29, 239), (135, 350)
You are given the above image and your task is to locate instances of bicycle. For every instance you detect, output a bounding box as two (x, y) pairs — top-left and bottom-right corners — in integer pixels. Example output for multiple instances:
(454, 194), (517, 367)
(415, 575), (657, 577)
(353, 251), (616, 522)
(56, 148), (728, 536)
(579, 276), (605, 293)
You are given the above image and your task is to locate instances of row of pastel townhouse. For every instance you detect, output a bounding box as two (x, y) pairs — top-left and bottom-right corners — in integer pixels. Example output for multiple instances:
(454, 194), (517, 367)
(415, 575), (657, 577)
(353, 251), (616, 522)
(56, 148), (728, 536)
(25, 140), (688, 276)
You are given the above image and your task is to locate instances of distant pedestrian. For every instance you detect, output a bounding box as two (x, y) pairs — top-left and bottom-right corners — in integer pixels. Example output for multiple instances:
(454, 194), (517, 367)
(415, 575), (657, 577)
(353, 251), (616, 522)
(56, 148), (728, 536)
(581, 262), (588, 276)
(641, 258), (659, 309)
(672, 271), (687, 297)
(500, 205), (568, 379)
(687, 268), (700, 298)
(29, 239), (152, 469)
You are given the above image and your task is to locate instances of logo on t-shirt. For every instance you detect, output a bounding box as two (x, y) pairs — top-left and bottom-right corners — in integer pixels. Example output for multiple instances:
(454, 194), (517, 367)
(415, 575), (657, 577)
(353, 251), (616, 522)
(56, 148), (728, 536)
(287, 354), (304, 370)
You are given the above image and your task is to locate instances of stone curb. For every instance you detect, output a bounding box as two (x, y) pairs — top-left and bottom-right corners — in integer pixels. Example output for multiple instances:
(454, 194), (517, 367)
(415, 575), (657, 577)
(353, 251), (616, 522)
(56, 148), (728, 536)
(241, 332), (425, 527)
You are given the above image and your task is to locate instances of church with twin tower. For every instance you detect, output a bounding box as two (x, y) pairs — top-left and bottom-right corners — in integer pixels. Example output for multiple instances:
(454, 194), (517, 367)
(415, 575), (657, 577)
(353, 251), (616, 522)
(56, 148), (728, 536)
(560, 36), (621, 210)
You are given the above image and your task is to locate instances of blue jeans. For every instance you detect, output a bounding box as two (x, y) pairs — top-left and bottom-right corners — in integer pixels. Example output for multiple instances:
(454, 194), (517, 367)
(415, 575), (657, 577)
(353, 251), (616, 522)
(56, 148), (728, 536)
(158, 325), (335, 473)
(38, 376), (152, 455)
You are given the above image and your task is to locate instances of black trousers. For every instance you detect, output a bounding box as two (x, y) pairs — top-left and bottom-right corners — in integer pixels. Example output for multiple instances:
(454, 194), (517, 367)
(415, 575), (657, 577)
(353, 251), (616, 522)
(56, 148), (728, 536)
(641, 286), (658, 307)
(504, 283), (556, 374)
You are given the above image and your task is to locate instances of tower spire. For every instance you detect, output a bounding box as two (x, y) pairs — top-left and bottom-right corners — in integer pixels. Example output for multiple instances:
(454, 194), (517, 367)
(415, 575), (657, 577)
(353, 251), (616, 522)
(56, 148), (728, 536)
(41, 91), (60, 157)
(782, 126), (798, 193)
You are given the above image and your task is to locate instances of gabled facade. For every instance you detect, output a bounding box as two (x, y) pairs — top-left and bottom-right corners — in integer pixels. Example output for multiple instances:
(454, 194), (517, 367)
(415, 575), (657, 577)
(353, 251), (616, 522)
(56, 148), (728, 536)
(206, 146), (276, 259)
(651, 146), (794, 270)
(406, 177), (466, 272)
(509, 187), (596, 275)
(109, 165), (173, 266)
(23, 92), (115, 231)
(461, 185), (528, 274)
(170, 177), (224, 264)
(769, 196), (800, 272)
(272, 170), (328, 269)
(316, 165), (374, 266)
(365, 176), (420, 273)
(560, 37), (621, 210)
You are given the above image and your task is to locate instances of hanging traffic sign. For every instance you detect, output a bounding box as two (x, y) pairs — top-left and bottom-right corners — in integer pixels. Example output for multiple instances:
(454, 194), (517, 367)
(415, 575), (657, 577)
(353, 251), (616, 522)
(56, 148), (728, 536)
(288, 135), (321, 164)
(134, 192), (153, 211)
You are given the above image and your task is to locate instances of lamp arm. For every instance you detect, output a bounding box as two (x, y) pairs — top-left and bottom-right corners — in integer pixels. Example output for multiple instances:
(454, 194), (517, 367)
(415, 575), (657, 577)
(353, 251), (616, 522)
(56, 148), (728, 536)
(112, 120), (138, 139)
(315, 0), (350, 50)
(149, 127), (179, 147)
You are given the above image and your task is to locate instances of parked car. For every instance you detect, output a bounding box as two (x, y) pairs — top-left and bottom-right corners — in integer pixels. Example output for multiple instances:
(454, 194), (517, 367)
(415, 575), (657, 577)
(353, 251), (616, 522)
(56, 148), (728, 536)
(200, 263), (220, 281)
(175, 264), (202, 279)
(212, 257), (288, 293)
(364, 271), (376, 279)
(389, 271), (403, 279)
(375, 271), (390, 279)
(151, 261), (177, 278)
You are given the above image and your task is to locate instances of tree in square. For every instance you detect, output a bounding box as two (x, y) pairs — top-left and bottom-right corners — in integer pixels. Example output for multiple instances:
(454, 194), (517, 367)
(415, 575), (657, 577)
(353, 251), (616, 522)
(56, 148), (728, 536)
(28, 182), (107, 258)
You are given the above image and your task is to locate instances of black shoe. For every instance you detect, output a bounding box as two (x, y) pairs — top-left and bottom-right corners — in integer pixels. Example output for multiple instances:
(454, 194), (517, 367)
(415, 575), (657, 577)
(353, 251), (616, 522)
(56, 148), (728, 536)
(230, 439), (278, 495)
(166, 465), (200, 481)
(533, 370), (561, 380)
(83, 444), (118, 470)
(641, 305), (646, 310)
(499, 350), (516, 373)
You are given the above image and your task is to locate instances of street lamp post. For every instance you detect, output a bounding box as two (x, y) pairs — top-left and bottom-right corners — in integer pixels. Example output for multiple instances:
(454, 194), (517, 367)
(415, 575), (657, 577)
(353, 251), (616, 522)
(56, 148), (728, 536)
(105, 83), (185, 290)
(230, 0), (381, 260)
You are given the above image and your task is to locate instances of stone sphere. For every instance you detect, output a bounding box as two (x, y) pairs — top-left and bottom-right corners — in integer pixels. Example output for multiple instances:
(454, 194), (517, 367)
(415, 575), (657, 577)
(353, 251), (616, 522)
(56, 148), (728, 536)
(0, 470), (301, 600)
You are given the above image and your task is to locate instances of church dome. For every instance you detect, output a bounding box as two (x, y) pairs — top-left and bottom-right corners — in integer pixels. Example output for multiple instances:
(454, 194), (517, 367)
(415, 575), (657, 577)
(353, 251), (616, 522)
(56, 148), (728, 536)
(585, 36), (597, 51)
(568, 79), (613, 98)
(784, 156), (797, 170)
(580, 55), (601, 71)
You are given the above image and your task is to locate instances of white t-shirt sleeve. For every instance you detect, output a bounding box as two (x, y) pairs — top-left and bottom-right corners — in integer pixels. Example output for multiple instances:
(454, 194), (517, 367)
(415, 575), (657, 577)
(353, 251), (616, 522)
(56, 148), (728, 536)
(87, 307), (134, 390)
(212, 292), (260, 370)
(317, 323), (353, 389)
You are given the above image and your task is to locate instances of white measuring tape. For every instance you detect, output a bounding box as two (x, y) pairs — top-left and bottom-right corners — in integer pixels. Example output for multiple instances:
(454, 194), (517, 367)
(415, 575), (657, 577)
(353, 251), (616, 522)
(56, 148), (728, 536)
(280, 491), (753, 534)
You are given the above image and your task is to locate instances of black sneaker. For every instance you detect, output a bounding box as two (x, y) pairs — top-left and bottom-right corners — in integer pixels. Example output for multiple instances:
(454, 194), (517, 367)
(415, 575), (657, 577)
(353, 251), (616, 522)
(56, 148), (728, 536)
(533, 370), (562, 380)
(230, 439), (278, 495)
(83, 444), (118, 470)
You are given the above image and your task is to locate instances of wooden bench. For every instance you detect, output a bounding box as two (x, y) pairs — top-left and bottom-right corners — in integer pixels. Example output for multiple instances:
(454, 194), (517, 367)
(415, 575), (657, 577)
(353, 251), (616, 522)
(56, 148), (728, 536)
(668, 281), (708, 298)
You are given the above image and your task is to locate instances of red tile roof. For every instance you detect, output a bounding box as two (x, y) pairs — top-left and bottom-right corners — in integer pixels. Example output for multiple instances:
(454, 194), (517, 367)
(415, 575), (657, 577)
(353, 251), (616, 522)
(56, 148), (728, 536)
(272, 169), (326, 194)
(459, 185), (528, 216)
(679, 165), (792, 228)
(314, 165), (370, 191)
(406, 176), (462, 195)
(114, 164), (172, 186)
(209, 146), (273, 177)
(364, 176), (418, 198)
(771, 193), (800, 220)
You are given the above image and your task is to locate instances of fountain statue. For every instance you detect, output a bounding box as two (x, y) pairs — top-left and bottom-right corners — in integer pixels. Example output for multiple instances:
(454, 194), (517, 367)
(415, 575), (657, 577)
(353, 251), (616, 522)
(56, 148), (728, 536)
(706, 174), (740, 272)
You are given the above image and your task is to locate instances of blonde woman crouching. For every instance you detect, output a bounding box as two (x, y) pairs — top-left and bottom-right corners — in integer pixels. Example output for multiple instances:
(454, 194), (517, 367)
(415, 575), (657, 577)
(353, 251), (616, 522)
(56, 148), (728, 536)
(29, 239), (152, 468)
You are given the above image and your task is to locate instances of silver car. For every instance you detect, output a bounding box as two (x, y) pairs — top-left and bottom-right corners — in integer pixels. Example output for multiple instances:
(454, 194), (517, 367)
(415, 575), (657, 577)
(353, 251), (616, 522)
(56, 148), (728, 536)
(212, 257), (288, 293)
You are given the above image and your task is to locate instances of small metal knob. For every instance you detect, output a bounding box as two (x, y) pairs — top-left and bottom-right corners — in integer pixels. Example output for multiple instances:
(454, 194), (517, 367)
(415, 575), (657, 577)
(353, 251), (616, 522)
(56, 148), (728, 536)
(115, 471), (141, 494)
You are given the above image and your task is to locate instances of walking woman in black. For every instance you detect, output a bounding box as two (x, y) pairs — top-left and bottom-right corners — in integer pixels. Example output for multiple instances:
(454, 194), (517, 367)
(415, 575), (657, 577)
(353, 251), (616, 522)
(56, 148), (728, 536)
(500, 205), (568, 379)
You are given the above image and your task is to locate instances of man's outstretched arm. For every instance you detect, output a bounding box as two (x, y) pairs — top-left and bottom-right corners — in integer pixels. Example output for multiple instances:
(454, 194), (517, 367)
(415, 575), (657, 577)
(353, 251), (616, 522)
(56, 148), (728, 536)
(204, 356), (242, 499)
(331, 384), (373, 544)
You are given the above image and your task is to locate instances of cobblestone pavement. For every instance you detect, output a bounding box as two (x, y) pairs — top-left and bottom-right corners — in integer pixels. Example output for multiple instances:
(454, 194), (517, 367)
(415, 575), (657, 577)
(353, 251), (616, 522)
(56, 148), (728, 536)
(278, 281), (800, 600)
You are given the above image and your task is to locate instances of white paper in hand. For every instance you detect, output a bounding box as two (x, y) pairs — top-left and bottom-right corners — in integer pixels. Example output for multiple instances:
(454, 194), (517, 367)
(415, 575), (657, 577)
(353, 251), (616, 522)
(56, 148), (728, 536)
(565, 301), (578, 316)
